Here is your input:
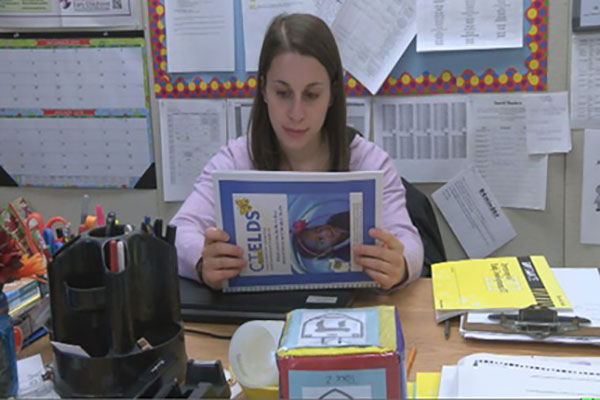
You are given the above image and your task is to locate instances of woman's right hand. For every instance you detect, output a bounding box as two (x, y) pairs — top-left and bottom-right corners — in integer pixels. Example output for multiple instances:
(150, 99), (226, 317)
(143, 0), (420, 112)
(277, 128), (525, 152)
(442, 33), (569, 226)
(199, 227), (247, 290)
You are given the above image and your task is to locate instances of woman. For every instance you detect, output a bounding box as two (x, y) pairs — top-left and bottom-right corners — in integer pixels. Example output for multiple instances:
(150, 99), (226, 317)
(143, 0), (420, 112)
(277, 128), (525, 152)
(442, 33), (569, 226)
(171, 13), (423, 290)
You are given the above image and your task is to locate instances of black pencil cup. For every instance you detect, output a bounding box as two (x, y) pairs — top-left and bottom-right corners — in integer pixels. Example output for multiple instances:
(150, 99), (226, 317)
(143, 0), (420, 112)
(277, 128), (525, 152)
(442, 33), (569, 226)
(48, 226), (187, 398)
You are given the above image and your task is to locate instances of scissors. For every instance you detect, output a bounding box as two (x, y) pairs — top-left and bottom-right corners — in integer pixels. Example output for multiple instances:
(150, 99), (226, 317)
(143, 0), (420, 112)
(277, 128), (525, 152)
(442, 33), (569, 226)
(24, 213), (68, 256)
(24, 212), (47, 256)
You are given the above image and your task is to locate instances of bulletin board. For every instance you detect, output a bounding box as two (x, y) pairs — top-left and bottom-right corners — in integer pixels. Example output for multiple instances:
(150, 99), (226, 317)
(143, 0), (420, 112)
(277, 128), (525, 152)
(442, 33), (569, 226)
(147, 0), (548, 98)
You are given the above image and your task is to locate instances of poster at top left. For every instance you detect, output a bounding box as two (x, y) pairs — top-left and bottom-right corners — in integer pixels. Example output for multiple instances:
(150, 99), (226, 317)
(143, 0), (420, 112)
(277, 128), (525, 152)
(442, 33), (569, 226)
(0, 0), (142, 28)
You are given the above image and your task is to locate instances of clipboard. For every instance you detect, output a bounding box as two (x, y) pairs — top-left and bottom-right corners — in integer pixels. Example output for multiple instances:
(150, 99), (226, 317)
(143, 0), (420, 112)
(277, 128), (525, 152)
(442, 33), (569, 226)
(461, 305), (600, 339)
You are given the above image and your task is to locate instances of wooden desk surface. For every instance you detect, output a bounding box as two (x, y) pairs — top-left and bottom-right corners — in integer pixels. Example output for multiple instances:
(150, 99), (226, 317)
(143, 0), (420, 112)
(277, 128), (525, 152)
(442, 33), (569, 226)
(21, 278), (599, 381)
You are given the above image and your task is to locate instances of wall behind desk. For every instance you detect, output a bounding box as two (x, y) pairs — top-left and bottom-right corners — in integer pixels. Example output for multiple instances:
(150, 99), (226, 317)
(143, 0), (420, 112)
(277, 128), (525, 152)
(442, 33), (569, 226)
(2, 0), (598, 269)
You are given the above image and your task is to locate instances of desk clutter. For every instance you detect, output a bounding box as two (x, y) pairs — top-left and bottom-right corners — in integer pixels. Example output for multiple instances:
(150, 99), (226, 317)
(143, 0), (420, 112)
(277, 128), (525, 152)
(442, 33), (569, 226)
(0, 196), (233, 398)
(409, 352), (600, 398)
(430, 256), (600, 344)
(229, 305), (408, 399)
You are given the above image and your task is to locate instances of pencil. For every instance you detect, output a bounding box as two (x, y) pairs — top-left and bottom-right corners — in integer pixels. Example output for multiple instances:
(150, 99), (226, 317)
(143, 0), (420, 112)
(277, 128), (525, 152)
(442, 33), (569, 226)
(406, 346), (417, 377)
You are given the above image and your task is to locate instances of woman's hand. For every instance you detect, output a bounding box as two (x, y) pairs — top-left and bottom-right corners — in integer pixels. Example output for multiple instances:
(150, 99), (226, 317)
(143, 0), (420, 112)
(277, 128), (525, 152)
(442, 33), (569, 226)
(199, 227), (246, 290)
(353, 228), (408, 290)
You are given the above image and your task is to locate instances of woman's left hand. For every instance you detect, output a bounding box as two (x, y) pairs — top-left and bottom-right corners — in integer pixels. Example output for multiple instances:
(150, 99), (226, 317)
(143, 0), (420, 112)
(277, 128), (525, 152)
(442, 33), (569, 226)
(353, 228), (407, 290)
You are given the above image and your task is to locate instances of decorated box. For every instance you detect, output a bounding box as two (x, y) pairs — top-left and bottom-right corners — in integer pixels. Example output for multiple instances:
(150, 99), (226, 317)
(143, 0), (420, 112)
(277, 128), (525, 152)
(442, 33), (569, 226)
(276, 306), (406, 399)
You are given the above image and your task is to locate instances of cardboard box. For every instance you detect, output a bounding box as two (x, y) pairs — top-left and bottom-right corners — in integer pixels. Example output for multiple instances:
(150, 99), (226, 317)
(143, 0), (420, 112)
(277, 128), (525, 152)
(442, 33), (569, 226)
(277, 305), (406, 399)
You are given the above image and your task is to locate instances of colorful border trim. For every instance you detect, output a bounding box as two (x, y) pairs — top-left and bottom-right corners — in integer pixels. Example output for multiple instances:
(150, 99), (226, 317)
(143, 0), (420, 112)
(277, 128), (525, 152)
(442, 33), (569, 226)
(148, 1), (547, 98)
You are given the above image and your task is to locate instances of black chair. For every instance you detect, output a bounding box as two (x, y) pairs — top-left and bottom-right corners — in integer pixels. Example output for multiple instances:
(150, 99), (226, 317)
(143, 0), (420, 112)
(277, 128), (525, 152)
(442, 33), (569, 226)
(401, 178), (447, 277)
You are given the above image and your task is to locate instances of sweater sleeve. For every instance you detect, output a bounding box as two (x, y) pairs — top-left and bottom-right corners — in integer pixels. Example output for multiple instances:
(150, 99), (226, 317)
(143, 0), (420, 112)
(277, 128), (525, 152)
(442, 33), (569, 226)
(351, 137), (424, 289)
(169, 137), (249, 281)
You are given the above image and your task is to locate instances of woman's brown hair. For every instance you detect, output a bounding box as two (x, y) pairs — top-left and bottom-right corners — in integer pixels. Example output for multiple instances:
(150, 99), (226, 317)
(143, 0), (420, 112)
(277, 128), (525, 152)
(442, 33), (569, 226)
(248, 13), (349, 171)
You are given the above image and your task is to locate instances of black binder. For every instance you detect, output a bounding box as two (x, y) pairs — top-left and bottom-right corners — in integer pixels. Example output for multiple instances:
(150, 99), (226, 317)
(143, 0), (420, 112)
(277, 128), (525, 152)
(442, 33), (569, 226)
(179, 277), (356, 324)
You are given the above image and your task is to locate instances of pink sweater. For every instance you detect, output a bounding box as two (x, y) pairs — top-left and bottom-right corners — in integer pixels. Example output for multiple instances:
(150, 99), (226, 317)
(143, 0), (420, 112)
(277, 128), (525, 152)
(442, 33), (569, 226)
(170, 134), (424, 288)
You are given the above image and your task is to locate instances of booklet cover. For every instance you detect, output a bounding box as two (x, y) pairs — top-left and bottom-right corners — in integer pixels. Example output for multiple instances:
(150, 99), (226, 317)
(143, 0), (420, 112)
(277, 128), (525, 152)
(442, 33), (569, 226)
(432, 255), (571, 323)
(213, 171), (383, 292)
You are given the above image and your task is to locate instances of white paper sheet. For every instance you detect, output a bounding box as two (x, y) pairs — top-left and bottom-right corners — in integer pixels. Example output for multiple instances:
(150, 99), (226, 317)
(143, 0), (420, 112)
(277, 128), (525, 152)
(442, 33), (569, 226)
(159, 99), (227, 202)
(226, 98), (254, 140)
(581, 129), (600, 244)
(416, 0), (523, 52)
(373, 95), (469, 182)
(457, 353), (600, 398)
(437, 365), (457, 398)
(468, 94), (548, 210)
(345, 97), (371, 136)
(0, 0), (141, 28)
(431, 165), (516, 258)
(17, 354), (59, 398)
(165, 0), (234, 73)
(314, 0), (345, 26)
(463, 268), (600, 345)
(242, 0), (317, 72)
(524, 91), (572, 154)
(570, 33), (600, 129)
(580, 0), (600, 28)
(331, 0), (416, 94)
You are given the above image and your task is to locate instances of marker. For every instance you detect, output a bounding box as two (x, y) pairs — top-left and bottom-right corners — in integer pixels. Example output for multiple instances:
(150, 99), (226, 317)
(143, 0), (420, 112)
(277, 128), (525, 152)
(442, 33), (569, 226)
(153, 219), (163, 238)
(105, 212), (116, 237)
(117, 240), (125, 272)
(165, 224), (176, 245)
(108, 239), (118, 273)
(95, 204), (105, 226)
(444, 319), (451, 340)
(64, 223), (72, 242)
(42, 228), (56, 255)
(141, 216), (153, 235)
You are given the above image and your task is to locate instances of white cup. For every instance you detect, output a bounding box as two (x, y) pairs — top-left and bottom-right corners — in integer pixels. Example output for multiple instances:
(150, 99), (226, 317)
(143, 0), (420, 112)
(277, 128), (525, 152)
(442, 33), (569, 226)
(229, 320), (285, 388)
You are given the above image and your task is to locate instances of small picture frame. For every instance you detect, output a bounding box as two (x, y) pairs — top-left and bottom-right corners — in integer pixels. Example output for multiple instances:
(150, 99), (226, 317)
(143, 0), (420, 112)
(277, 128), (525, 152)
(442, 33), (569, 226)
(573, 0), (600, 32)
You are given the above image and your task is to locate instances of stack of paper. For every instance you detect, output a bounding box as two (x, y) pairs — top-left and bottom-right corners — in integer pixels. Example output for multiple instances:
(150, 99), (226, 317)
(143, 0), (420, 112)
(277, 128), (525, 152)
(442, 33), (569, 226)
(460, 268), (600, 345)
(438, 353), (600, 398)
(431, 255), (571, 323)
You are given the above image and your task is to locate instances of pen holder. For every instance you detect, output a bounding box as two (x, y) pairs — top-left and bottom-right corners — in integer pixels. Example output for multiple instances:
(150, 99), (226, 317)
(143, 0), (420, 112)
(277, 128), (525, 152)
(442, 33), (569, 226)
(48, 225), (187, 398)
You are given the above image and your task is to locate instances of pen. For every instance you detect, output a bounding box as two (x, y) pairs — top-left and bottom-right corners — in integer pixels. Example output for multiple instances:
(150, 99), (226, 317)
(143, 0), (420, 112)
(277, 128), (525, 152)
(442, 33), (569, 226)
(80, 194), (90, 225)
(406, 346), (417, 377)
(444, 319), (451, 340)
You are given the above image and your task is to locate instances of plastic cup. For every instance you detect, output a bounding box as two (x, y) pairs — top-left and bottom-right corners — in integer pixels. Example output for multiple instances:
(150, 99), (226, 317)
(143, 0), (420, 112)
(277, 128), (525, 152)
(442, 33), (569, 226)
(228, 320), (284, 389)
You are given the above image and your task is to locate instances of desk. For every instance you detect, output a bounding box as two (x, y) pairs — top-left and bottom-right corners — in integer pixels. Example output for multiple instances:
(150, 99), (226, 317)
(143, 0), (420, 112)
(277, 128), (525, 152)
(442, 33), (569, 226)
(20, 278), (598, 382)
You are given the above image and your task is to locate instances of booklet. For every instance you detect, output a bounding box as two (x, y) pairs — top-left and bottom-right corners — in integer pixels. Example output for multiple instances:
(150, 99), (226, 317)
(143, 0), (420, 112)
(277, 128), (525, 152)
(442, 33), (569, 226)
(431, 255), (571, 323)
(213, 170), (383, 292)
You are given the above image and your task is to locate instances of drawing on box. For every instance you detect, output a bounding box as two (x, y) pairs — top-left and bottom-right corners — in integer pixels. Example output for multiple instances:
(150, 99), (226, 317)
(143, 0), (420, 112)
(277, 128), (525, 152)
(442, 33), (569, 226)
(301, 312), (364, 345)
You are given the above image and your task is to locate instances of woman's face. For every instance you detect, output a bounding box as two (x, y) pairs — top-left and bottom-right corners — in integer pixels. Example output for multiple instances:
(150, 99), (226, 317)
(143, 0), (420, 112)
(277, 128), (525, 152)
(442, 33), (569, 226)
(262, 52), (332, 160)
